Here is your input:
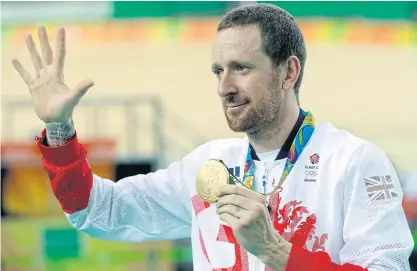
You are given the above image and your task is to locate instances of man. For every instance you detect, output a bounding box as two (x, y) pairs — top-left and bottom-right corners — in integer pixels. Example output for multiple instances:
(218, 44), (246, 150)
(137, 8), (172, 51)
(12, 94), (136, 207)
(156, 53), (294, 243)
(12, 4), (413, 271)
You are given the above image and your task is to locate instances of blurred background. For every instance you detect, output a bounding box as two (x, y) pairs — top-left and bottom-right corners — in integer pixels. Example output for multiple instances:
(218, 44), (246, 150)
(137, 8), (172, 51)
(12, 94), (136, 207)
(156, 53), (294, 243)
(1, 1), (417, 270)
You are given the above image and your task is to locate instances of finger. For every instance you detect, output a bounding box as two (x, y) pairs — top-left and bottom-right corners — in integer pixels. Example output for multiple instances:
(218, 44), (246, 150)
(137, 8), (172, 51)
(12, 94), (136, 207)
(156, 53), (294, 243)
(216, 194), (255, 211)
(219, 213), (240, 229)
(12, 58), (32, 85)
(71, 79), (94, 104)
(217, 184), (265, 202)
(26, 34), (43, 73)
(38, 25), (53, 65)
(54, 27), (66, 75)
(217, 203), (247, 219)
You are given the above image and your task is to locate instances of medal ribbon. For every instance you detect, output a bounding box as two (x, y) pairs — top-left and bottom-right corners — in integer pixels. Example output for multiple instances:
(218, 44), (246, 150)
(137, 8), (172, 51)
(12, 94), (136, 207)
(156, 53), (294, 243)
(241, 109), (315, 195)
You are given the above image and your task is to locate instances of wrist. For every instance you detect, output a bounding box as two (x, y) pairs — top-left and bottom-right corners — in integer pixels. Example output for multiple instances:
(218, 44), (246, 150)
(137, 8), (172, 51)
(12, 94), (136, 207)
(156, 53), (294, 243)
(45, 118), (75, 147)
(259, 236), (292, 271)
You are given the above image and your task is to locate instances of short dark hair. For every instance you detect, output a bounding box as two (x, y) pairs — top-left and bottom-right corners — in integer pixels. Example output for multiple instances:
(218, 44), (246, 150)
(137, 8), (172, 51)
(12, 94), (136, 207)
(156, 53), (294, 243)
(217, 4), (307, 96)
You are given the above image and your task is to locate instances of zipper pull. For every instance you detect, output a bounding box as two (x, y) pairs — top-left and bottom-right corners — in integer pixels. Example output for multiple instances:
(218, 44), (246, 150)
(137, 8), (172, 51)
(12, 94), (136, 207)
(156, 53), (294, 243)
(262, 166), (272, 206)
(262, 167), (269, 196)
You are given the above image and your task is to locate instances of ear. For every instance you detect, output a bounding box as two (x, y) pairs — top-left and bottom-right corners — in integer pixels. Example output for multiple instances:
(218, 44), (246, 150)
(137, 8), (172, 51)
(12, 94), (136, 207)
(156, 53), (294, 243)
(282, 56), (301, 91)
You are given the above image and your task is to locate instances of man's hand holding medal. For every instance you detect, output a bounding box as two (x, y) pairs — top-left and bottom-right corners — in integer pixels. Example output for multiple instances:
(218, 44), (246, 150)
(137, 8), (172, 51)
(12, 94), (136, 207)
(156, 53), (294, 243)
(196, 160), (291, 270)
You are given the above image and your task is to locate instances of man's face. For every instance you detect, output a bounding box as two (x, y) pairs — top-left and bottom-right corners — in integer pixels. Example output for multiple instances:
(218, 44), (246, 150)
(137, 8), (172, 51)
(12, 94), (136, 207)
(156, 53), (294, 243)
(211, 25), (284, 134)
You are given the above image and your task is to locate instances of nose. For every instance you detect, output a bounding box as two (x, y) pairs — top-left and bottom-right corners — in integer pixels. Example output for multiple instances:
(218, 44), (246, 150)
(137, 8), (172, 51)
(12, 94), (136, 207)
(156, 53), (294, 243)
(218, 70), (238, 98)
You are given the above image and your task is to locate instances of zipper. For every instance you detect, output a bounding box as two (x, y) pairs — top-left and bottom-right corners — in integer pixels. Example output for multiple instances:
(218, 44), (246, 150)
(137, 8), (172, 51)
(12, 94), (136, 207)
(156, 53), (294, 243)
(249, 252), (260, 271)
(255, 257), (260, 271)
(262, 165), (270, 203)
(254, 165), (271, 271)
(248, 163), (273, 271)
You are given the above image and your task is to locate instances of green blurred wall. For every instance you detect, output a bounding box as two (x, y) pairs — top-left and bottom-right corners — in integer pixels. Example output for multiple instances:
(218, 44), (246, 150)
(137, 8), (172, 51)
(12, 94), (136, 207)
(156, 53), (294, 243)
(259, 1), (417, 20)
(113, 1), (417, 20)
(113, 1), (230, 18)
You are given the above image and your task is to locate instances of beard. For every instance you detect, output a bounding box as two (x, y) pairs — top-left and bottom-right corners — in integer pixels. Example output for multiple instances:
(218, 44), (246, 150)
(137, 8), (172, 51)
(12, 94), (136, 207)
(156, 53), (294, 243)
(223, 84), (283, 135)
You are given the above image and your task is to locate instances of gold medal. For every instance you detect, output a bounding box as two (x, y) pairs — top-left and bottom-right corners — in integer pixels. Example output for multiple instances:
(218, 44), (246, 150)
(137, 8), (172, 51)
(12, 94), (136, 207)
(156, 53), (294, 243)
(196, 159), (230, 203)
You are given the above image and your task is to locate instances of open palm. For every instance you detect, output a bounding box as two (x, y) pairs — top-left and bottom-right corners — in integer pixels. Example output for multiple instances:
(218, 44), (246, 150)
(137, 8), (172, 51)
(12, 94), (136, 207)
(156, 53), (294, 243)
(12, 26), (94, 124)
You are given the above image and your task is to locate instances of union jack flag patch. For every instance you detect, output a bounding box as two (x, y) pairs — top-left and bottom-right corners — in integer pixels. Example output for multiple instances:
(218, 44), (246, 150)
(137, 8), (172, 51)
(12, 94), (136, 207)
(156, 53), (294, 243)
(365, 175), (398, 201)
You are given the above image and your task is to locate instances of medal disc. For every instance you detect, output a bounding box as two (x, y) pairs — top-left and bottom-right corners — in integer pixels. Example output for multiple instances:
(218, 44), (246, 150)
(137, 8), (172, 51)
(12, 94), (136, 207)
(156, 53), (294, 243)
(196, 159), (230, 203)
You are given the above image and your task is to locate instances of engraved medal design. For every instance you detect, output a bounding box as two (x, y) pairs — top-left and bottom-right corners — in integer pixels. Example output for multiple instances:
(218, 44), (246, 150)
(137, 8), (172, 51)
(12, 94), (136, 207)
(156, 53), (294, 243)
(196, 159), (230, 203)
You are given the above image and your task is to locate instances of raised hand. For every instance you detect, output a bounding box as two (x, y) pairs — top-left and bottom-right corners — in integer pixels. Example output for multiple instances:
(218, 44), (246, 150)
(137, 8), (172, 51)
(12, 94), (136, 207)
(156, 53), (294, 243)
(12, 26), (94, 124)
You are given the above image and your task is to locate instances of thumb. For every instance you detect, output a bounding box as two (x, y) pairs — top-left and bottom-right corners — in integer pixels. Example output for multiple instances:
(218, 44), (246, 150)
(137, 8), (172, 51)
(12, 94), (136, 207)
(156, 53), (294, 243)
(71, 78), (94, 103)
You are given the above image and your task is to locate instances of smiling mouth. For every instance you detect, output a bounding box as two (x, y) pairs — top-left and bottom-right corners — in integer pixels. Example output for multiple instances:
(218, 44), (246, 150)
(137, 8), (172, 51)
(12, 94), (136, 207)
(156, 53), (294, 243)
(227, 102), (248, 108)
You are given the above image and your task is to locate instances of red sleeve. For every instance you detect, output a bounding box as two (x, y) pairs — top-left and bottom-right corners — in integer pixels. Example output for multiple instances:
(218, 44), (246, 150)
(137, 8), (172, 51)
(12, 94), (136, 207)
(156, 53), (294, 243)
(286, 245), (367, 271)
(37, 129), (93, 214)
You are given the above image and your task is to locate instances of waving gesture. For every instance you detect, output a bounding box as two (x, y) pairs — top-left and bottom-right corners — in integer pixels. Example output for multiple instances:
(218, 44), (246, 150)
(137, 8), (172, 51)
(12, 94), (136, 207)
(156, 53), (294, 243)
(12, 26), (94, 124)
